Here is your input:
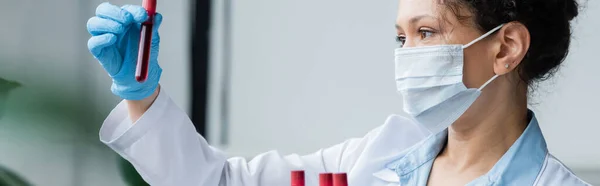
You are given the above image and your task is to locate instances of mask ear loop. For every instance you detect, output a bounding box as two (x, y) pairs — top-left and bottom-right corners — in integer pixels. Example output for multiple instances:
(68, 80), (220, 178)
(462, 24), (505, 49)
(463, 24), (505, 91)
(478, 74), (499, 91)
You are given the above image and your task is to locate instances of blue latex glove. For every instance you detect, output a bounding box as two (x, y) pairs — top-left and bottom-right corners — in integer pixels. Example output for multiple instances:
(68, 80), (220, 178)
(87, 2), (163, 100)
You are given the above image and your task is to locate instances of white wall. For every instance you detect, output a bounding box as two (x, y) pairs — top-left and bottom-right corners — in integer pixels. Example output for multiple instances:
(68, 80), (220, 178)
(208, 0), (402, 156)
(531, 0), (600, 170)
(208, 0), (600, 177)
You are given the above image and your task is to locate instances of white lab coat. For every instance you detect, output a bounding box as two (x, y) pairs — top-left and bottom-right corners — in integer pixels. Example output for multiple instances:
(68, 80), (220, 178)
(99, 89), (591, 186)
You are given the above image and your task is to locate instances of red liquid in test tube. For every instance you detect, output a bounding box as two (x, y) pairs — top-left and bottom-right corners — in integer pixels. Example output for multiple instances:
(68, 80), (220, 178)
(333, 173), (348, 186)
(291, 170), (305, 186)
(135, 0), (157, 82)
(320, 173), (333, 186)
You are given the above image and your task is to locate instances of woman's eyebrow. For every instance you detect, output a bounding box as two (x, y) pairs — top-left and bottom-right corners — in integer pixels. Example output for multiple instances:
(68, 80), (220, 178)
(396, 14), (438, 30)
(410, 15), (438, 24)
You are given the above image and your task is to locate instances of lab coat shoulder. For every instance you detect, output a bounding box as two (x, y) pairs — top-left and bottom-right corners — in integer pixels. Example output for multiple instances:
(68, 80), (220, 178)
(348, 114), (431, 185)
(535, 153), (592, 186)
(319, 114), (430, 173)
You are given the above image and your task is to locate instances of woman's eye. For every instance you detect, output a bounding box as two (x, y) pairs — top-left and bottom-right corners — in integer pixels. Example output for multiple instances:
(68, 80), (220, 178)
(419, 29), (434, 39)
(396, 35), (406, 47)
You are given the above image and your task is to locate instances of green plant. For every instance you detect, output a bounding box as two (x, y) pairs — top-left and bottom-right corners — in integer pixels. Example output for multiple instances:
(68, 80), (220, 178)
(0, 78), (20, 119)
(0, 77), (148, 185)
(0, 161), (31, 185)
(0, 78), (30, 186)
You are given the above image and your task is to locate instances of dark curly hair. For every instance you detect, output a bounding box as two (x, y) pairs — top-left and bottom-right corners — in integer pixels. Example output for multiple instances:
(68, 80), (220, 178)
(443, 0), (579, 86)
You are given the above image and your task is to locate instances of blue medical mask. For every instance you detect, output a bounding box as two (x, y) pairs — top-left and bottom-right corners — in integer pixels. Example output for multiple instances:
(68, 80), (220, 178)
(394, 24), (504, 134)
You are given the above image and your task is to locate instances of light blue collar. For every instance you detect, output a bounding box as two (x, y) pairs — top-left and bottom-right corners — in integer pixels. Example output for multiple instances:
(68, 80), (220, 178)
(386, 110), (548, 185)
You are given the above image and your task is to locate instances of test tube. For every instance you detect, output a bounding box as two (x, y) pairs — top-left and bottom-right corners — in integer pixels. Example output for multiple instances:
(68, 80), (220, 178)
(333, 173), (348, 186)
(135, 0), (157, 82)
(319, 173), (333, 186)
(291, 170), (305, 186)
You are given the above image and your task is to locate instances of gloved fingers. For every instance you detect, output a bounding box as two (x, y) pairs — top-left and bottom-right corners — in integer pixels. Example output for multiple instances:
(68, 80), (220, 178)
(88, 33), (117, 57)
(88, 34), (123, 75)
(96, 2), (134, 25)
(153, 13), (163, 31)
(87, 16), (125, 36)
(121, 4), (149, 24)
(151, 13), (163, 42)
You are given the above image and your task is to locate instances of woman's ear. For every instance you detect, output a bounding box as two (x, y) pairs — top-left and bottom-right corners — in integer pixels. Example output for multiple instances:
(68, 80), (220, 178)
(493, 22), (530, 75)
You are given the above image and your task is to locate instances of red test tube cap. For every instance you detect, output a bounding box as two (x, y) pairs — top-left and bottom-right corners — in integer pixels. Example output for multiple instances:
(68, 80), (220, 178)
(333, 173), (348, 186)
(291, 170), (305, 186)
(142, 0), (157, 14)
(319, 173), (333, 186)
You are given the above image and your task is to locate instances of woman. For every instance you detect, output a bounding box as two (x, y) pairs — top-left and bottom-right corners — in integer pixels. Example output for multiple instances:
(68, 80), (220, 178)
(86, 0), (590, 185)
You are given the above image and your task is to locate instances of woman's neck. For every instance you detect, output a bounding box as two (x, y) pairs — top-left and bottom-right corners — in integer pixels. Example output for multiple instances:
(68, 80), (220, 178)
(438, 93), (529, 173)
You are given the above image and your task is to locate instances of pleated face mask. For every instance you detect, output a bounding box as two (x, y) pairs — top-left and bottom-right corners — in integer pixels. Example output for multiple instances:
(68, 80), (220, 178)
(394, 24), (504, 134)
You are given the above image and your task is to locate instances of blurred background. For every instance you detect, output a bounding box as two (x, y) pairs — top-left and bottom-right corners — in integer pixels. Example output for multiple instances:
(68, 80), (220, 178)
(0, 0), (598, 185)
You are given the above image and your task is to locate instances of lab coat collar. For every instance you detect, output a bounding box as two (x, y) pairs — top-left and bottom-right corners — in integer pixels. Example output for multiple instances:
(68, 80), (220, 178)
(376, 110), (547, 185)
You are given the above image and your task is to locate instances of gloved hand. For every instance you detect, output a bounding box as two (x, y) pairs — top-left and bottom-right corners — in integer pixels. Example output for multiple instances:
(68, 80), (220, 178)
(87, 2), (163, 100)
